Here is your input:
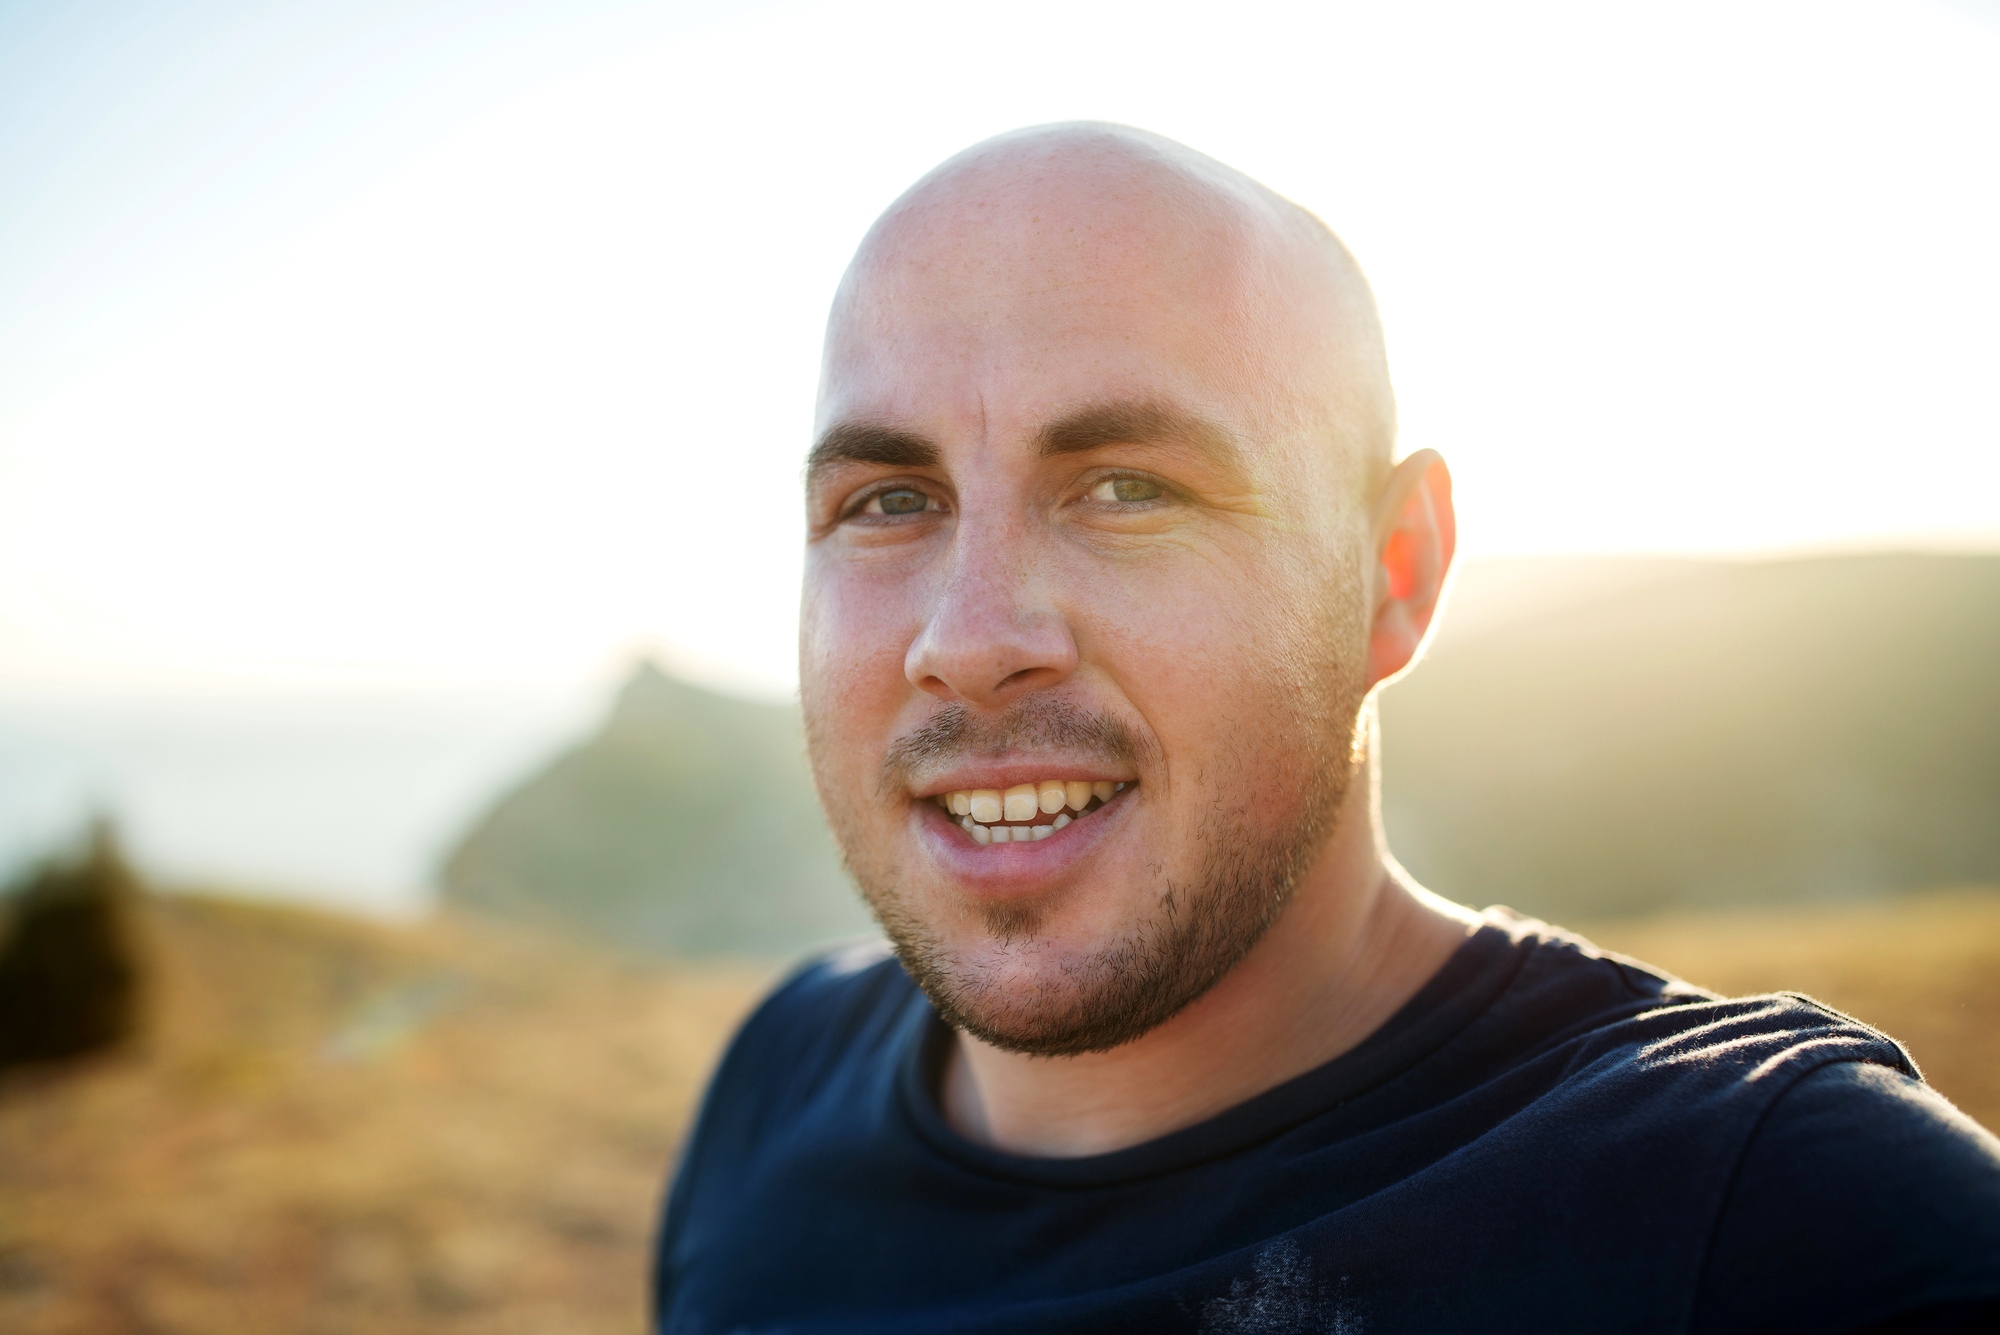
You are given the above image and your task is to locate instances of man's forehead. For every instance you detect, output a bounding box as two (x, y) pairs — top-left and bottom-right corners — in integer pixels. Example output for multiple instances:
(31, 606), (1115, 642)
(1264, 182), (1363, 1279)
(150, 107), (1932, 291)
(815, 292), (1269, 488)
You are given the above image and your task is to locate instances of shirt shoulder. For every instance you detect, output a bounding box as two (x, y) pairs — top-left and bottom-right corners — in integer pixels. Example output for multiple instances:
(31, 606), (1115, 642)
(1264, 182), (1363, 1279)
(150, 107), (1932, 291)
(701, 936), (912, 1133)
(1694, 1058), (2000, 1335)
(1477, 909), (1906, 1093)
(652, 938), (917, 1310)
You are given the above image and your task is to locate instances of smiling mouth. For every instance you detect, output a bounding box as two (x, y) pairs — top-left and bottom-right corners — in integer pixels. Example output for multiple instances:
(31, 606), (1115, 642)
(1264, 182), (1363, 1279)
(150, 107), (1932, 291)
(931, 780), (1129, 844)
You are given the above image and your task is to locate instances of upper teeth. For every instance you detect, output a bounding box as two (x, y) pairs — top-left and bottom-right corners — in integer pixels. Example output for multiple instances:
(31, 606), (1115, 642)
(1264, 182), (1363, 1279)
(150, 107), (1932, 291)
(935, 780), (1128, 844)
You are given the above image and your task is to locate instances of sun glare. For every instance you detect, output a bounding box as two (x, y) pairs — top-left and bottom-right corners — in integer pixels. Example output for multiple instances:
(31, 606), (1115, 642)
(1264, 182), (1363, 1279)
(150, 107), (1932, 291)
(0, 0), (1994, 697)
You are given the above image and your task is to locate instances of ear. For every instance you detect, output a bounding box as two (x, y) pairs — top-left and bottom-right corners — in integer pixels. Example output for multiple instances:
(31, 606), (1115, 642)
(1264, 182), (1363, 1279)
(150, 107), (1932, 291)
(1365, 449), (1456, 690)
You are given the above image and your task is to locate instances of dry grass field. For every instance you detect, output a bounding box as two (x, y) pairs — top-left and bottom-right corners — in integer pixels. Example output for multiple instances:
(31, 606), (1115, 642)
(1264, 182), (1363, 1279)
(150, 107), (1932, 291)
(0, 894), (772, 1335)
(2, 888), (1996, 1334)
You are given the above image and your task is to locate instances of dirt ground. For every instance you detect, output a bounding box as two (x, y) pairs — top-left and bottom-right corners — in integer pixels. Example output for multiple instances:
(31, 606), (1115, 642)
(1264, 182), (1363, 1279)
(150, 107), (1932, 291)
(2, 888), (1995, 1334)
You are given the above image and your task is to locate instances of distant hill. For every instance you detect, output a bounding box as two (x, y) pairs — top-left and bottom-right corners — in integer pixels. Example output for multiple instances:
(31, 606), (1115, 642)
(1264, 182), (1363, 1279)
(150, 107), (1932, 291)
(1380, 552), (2000, 921)
(439, 664), (868, 956)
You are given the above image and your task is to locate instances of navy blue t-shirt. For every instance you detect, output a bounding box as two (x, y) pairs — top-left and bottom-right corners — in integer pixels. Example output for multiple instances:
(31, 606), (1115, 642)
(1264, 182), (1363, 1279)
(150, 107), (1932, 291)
(654, 910), (2000, 1333)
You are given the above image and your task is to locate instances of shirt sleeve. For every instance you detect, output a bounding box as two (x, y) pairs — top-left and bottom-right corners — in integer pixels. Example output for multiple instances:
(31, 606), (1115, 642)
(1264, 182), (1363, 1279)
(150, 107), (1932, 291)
(1692, 1060), (2000, 1335)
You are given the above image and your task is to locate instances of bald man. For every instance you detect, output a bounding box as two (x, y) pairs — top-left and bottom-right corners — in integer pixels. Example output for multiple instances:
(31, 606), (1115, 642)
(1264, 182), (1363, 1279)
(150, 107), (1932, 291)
(653, 126), (2000, 1333)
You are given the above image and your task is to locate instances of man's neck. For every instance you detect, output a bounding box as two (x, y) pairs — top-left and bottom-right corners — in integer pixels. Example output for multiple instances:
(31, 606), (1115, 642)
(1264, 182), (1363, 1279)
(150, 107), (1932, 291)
(939, 756), (1478, 1157)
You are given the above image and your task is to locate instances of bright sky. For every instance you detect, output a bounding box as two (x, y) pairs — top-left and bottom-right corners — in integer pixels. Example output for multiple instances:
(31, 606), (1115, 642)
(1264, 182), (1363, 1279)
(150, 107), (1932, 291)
(3, 0), (1996, 699)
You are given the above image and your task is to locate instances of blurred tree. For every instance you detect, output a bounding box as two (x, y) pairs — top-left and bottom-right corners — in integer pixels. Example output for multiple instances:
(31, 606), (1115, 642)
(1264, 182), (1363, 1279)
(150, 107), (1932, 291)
(0, 819), (147, 1068)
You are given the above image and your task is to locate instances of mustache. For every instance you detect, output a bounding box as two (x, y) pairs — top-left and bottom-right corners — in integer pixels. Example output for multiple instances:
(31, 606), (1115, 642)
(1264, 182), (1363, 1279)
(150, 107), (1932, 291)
(878, 698), (1154, 798)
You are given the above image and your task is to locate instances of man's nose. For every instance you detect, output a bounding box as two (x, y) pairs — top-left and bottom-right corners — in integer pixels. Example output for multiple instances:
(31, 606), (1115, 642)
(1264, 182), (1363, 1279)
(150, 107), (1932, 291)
(904, 528), (1078, 709)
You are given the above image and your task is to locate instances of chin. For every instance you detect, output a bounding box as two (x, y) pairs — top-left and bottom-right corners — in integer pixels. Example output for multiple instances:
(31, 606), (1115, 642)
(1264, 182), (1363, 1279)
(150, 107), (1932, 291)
(867, 867), (1265, 1059)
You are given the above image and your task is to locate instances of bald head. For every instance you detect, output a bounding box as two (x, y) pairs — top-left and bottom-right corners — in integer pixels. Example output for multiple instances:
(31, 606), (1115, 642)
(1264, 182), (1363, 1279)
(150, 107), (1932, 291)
(819, 122), (1395, 499)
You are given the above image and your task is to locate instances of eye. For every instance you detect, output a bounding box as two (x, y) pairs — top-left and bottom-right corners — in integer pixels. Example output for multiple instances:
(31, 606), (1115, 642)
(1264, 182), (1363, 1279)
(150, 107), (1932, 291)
(1088, 476), (1166, 503)
(863, 487), (933, 516)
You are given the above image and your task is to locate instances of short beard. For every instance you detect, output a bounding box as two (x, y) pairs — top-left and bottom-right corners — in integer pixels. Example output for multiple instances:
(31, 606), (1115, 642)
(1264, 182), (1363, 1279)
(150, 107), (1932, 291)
(877, 770), (1348, 1056)
(860, 679), (1360, 1055)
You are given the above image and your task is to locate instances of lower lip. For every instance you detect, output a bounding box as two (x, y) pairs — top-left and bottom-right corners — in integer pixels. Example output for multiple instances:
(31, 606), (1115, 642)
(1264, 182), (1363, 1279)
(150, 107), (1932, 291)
(913, 791), (1132, 900)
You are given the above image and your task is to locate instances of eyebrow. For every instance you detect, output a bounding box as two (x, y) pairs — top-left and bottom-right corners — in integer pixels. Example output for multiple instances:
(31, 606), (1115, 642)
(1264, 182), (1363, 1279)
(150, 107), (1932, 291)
(806, 399), (1246, 484)
(1034, 400), (1246, 475)
(806, 422), (940, 482)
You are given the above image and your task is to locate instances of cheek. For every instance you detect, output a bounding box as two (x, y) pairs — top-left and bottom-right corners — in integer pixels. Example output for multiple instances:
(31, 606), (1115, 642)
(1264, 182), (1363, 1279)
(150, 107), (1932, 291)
(801, 564), (923, 773)
(1072, 553), (1344, 790)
